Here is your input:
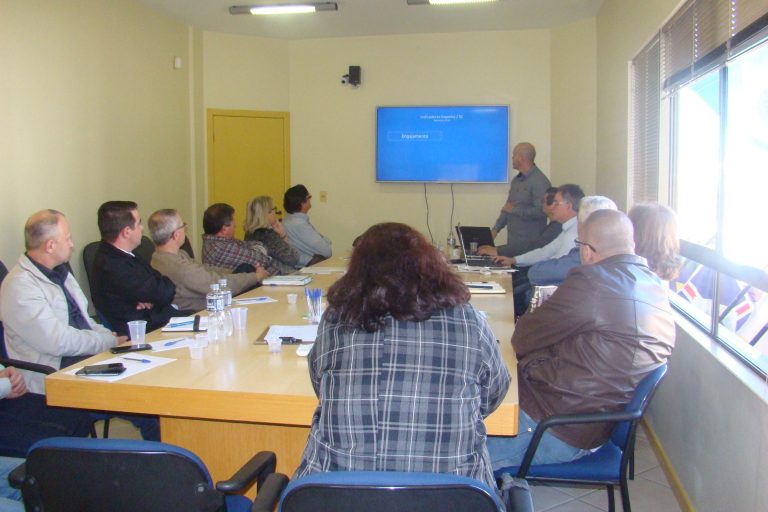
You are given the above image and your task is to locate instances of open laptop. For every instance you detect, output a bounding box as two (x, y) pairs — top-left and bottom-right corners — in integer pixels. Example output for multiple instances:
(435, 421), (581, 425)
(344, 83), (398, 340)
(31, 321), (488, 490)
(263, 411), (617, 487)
(455, 226), (507, 268)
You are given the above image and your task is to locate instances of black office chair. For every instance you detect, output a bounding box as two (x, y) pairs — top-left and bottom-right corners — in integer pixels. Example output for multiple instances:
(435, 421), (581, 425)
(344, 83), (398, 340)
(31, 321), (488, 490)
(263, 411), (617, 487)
(252, 470), (532, 512)
(10, 437), (281, 512)
(493, 363), (669, 512)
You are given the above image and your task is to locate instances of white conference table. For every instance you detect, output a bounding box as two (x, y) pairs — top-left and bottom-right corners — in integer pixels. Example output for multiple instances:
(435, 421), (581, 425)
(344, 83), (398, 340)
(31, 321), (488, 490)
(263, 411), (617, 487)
(45, 258), (518, 492)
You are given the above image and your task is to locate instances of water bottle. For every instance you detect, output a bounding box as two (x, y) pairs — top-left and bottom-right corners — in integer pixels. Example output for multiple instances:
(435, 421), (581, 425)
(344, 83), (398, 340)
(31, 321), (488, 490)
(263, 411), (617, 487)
(218, 278), (234, 337)
(206, 283), (223, 341)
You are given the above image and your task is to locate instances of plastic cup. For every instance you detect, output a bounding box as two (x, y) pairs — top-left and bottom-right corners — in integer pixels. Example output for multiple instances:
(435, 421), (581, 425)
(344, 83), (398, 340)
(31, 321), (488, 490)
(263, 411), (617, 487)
(287, 293), (297, 305)
(267, 339), (282, 353)
(469, 241), (479, 255)
(127, 320), (147, 343)
(231, 307), (248, 330)
(194, 333), (209, 348)
(189, 343), (204, 359)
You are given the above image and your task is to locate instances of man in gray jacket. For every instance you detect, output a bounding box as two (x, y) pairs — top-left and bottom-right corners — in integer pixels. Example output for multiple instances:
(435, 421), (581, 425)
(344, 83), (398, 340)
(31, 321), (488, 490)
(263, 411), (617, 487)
(487, 209), (676, 469)
(0, 210), (120, 393)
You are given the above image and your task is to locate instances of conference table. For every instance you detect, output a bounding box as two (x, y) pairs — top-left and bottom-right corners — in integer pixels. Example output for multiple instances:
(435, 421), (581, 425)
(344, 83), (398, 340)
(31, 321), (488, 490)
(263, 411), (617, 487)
(45, 257), (518, 492)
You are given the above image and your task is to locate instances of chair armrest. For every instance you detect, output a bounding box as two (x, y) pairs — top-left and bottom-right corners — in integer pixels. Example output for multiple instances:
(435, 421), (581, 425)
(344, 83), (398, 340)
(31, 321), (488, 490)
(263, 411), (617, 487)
(0, 357), (56, 375)
(216, 451), (277, 494)
(516, 409), (643, 478)
(8, 462), (25, 489)
(251, 473), (289, 512)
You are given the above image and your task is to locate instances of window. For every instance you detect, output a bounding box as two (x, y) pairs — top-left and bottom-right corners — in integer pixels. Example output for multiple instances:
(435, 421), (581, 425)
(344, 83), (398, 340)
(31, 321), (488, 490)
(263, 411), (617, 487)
(630, 1), (768, 376)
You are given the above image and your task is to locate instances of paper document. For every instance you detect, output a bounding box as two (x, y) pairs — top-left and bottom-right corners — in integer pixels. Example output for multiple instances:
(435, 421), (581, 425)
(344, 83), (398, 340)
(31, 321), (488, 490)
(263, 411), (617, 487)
(464, 281), (506, 294)
(161, 316), (208, 332)
(68, 355), (175, 382)
(262, 325), (319, 343)
(233, 296), (277, 305)
(299, 266), (346, 275)
(263, 275), (313, 286)
(147, 337), (195, 353)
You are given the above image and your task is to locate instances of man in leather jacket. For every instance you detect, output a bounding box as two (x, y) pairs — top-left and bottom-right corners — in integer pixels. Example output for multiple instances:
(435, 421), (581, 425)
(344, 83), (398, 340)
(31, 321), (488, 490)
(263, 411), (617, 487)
(487, 209), (675, 469)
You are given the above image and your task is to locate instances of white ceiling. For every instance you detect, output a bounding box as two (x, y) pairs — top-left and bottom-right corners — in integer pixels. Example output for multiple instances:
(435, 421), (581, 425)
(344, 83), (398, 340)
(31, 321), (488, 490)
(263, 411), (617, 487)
(135, 0), (604, 40)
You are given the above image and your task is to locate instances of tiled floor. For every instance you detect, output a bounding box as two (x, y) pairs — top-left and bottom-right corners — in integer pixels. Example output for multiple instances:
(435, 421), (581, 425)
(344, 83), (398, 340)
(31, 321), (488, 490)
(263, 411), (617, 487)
(101, 420), (684, 512)
(526, 427), (682, 512)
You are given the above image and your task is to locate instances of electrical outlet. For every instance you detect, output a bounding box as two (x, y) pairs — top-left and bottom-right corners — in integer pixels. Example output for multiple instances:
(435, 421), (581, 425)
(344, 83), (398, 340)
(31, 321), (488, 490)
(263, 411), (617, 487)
(319, 191), (327, 203)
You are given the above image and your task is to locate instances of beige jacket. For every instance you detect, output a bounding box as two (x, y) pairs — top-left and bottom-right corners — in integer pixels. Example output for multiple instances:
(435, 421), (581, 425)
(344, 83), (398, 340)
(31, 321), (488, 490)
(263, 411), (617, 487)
(0, 255), (115, 393)
(151, 251), (260, 312)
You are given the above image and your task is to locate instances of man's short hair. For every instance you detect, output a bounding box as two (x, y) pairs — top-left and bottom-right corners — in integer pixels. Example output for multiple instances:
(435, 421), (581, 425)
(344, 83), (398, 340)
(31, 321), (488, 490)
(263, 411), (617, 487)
(578, 196), (617, 224)
(516, 142), (536, 162)
(98, 201), (138, 242)
(557, 184), (585, 212)
(148, 209), (180, 245)
(283, 184), (309, 214)
(24, 210), (63, 250)
(544, 187), (558, 205)
(203, 203), (234, 235)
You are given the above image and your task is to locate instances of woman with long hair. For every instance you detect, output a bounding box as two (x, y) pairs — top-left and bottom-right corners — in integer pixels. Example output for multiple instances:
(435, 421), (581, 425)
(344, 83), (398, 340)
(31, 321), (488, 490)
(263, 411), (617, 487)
(628, 203), (681, 281)
(295, 222), (510, 489)
(243, 196), (300, 274)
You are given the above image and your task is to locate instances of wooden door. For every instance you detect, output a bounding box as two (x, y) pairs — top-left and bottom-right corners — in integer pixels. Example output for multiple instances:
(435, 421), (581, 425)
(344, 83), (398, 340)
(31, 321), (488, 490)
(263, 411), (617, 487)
(207, 110), (290, 238)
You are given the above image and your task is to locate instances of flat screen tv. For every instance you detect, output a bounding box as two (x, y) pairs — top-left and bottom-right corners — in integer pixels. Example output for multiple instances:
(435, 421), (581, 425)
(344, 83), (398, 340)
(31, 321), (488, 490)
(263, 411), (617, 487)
(376, 105), (509, 183)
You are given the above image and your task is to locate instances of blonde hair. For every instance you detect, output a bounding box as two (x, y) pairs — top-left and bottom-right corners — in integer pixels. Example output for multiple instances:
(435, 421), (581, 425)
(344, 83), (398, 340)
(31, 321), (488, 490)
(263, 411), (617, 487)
(244, 196), (274, 234)
(628, 203), (681, 281)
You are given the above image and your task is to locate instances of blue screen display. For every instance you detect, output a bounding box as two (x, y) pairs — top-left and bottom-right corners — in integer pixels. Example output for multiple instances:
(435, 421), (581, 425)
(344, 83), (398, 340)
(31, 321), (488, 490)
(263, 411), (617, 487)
(376, 105), (509, 183)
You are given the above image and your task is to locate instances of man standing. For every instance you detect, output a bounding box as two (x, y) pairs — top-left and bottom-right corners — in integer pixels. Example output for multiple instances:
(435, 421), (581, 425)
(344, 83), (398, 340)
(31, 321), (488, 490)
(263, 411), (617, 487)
(283, 185), (332, 267)
(490, 142), (551, 256)
(150, 209), (266, 312)
(91, 201), (177, 335)
(201, 203), (280, 275)
(1, 210), (119, 392)
(487, 210), (675, 468)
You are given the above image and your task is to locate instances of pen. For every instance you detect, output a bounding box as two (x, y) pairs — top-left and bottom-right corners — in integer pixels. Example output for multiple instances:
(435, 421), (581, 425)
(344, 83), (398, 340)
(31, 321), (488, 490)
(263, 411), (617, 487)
(164, 339), (182, 347)
(168, 320), (194, 328)
(121, 356), (151, 363)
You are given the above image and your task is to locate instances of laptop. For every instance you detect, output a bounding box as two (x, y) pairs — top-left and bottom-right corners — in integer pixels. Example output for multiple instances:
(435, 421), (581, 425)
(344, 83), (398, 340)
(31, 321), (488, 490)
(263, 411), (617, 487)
(455, 226), (507, 268)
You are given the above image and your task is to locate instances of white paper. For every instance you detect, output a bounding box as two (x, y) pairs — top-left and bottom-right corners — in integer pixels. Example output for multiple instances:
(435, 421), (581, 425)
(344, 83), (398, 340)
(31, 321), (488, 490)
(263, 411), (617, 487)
(299, 267), (346, 274)
(67, 355), (175, 382)
(263, 324), (319, 343)
(161, 316), (208, 332)
(147, 337), (195, 353)
(233, 296), (278, 305)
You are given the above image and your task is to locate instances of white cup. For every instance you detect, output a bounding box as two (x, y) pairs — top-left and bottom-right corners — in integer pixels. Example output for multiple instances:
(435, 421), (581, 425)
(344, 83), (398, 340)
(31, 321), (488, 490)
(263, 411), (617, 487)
(267, 339), (282, 353)
(194, 333), (209, 348)
(127, 320), (147, 343)
(469, 241), (479, 255)
(189, 343), (204, 359)
(287, 293), (297, 305)
(231, 307), (248, 330)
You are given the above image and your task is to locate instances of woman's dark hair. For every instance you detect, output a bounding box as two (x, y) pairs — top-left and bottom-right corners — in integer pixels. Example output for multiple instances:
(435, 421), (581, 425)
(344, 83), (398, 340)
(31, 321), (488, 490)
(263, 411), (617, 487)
(326, 222), (470, 332)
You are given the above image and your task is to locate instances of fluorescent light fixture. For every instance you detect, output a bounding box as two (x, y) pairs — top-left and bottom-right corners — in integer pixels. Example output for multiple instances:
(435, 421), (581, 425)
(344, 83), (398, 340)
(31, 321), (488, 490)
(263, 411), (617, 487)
(229, 3), (338, 15)
(406, 0), (498, 5)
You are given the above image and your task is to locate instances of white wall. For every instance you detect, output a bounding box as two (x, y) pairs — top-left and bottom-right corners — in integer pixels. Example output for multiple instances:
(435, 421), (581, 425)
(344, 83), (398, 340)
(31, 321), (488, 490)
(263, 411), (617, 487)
(0, 0), (192, 286)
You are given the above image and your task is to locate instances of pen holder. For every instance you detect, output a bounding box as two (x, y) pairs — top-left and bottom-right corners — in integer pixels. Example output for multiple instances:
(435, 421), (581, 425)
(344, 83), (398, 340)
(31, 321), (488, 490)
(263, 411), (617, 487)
(305, 287), (324, 324)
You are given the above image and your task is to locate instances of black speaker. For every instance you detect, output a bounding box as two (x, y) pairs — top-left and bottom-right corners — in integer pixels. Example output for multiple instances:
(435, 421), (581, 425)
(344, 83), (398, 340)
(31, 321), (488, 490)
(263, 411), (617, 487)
(348, 66), (361, 86)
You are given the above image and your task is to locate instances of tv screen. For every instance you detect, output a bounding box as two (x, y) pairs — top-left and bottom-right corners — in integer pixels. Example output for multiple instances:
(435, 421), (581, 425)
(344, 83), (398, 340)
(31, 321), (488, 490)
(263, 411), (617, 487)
(376, 105), (509, 183)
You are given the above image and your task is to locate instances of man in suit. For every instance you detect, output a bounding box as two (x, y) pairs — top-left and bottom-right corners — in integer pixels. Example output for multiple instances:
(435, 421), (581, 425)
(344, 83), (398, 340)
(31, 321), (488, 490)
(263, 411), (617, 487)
(91, 201), (177, 336)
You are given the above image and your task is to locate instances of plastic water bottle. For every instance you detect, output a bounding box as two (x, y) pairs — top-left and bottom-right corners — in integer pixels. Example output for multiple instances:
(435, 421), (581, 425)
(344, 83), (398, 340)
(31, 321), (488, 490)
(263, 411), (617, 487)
(218, 278), (234, 337)
(206, 283), (224, 341)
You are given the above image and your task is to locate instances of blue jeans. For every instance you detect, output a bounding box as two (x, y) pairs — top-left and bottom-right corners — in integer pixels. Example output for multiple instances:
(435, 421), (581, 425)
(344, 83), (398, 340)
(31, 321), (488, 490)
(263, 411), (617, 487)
(486, 409), (591, 471)
(0, 456), (23, 511)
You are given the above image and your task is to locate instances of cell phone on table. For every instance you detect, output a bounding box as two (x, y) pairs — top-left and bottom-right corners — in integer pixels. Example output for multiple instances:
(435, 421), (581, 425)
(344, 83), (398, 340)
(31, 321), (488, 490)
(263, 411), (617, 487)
(75, 363), (126, 376)
(110, 344), (152, 354)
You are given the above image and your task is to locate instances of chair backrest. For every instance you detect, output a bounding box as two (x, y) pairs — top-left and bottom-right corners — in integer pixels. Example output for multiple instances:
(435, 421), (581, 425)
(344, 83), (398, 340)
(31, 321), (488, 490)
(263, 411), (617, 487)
(610, 363), (668, 448)
(19, 437), (225, 512)
(134, 235), (156, 262)
(81, 241), (100, 297)
(181, 236), (195, 259)
(0, 259), (7, 358)
(279, 471), (506, 512)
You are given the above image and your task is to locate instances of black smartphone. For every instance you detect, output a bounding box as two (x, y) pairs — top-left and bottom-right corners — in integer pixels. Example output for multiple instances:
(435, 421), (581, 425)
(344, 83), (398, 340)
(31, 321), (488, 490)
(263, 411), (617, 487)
(110, 344), (152, 354)
(76, 363), (126, 376)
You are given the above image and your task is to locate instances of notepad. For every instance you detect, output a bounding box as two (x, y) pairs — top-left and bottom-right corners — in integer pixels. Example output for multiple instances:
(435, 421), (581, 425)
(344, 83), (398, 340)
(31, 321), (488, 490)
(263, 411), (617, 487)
(464, 281), (506, 294)
(262, 275), (313, 286)
(161, 316), (208, 332)
(67, 355), (175, 382)
(261, 325), (319, 343)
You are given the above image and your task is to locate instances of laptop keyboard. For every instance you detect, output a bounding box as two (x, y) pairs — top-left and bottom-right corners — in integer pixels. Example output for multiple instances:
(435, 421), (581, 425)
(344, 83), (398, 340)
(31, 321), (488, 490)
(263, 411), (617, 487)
(465, 255), (508, 268)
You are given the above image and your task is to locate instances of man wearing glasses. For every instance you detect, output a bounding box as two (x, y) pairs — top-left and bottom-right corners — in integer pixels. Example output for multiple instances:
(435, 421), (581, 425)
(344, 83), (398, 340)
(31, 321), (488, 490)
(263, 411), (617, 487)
(282, 184), (332, 267)
(92, 201), (177, 336)
(149, 210), (266, 313)
(487, 209), (675, 470)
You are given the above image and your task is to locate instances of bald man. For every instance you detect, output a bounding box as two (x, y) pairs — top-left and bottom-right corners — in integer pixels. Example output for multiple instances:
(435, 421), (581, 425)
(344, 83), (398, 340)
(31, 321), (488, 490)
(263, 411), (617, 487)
(490, 142), (552, 256)
(1, 210), (120, 393)
(486, 209), (676, 470)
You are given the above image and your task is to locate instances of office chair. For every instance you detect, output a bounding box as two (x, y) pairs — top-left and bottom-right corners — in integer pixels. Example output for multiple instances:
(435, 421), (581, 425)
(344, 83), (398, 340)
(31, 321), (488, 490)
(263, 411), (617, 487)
(251, 471), (532, 512)
(494, 363), (668, 512)
(9, 437), (281, 512)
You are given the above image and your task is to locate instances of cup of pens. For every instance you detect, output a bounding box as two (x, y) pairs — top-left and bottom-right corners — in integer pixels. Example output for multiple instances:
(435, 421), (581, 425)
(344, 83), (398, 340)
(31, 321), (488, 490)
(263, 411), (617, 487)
(305, 287), (323, 324)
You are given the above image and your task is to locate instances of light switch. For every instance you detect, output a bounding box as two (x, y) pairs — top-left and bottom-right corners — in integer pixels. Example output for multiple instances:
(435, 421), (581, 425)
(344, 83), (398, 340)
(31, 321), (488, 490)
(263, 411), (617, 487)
(319, 191), (327, 203)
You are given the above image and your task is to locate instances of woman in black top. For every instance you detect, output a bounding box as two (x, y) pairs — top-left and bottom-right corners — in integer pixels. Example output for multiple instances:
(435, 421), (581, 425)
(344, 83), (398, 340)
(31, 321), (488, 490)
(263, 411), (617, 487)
(243, 196), (300, 274)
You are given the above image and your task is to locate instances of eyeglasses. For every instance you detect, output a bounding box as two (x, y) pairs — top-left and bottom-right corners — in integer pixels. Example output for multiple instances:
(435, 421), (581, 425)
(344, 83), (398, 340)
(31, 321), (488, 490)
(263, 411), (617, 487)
(550, 200), (569, 208)
(173, 223), (187, 233)
(270, 207), (283, 214)
(574, 239), (597, 253)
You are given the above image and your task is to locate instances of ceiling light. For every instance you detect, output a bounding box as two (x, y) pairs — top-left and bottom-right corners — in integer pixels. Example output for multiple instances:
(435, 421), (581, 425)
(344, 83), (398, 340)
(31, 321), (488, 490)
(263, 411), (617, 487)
(406, 0), (498, 5)
(229, 3), (338, 16)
